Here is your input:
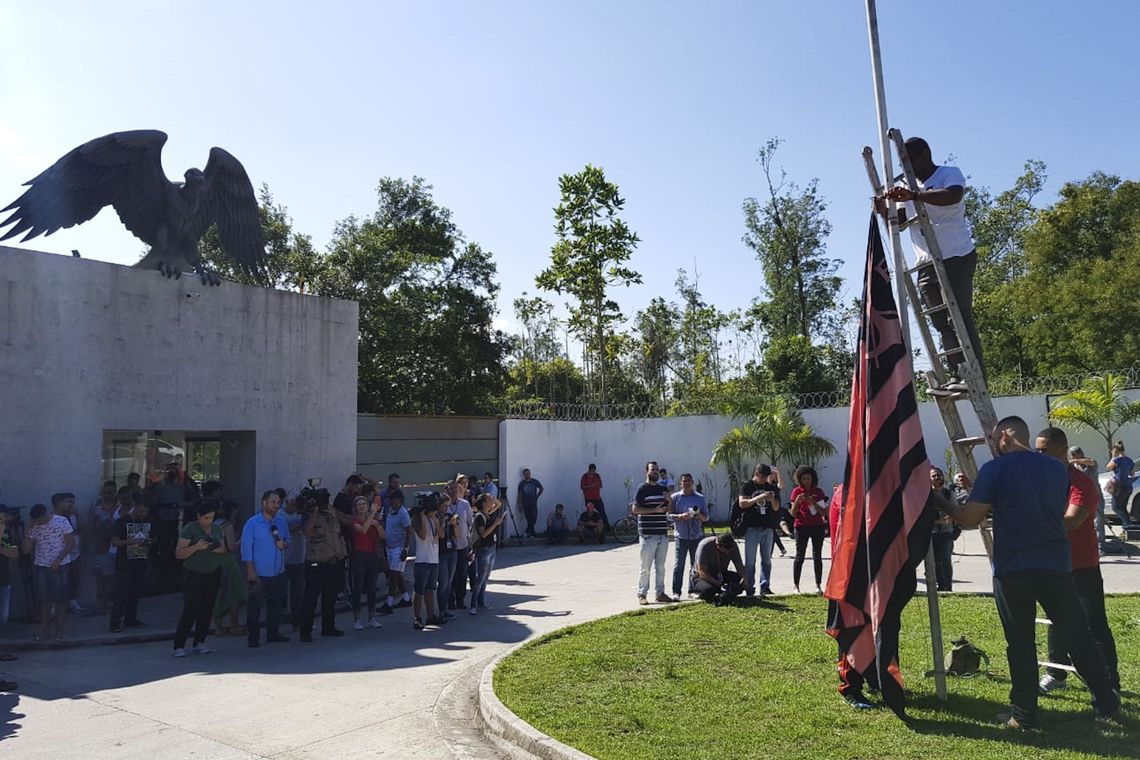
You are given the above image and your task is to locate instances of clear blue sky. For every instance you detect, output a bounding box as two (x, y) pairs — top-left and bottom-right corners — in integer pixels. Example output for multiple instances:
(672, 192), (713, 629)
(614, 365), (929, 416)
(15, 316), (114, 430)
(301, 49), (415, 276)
(2, 1), (1136, 347)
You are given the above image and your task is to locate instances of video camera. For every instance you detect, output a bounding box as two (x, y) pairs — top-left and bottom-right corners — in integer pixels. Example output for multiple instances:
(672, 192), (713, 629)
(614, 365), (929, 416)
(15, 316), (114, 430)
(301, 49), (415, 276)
(299, 486), (332, 513)
(412, 491), (443, 512)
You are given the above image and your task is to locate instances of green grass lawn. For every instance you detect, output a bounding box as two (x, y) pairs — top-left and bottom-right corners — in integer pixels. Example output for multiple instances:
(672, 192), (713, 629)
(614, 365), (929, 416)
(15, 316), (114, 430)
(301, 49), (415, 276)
(495, 594), (1140, 760)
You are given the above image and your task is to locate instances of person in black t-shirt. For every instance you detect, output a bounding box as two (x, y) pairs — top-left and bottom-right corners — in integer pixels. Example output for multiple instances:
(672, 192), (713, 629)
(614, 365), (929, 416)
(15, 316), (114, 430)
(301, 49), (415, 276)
(633, 461), (673, 604)
(110, 501), (152, 632)
(737, 463), (782, 595)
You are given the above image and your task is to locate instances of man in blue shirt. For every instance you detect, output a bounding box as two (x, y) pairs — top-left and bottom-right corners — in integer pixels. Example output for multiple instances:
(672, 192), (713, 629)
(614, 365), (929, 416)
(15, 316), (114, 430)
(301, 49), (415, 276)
(944, 416), (1120, 729)
(669, 473), (708, 598)
(241, 490), (290, 648)
(517, 469), (544, 538)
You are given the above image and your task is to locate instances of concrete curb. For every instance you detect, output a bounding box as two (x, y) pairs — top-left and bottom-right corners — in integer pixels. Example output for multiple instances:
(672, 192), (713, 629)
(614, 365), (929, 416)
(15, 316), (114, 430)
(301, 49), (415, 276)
(0, 629), (174, 653)
(476, 645), (595, 760)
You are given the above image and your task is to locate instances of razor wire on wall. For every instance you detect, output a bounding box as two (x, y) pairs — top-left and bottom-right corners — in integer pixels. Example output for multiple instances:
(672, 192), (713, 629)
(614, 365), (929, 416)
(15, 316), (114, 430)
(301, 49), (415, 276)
(503, 367), (1140, 421)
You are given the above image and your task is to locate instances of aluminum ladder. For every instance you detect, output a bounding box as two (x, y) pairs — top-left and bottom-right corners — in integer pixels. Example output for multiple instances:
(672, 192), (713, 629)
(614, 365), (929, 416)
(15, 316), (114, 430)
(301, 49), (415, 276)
(863, 127), (996, 560)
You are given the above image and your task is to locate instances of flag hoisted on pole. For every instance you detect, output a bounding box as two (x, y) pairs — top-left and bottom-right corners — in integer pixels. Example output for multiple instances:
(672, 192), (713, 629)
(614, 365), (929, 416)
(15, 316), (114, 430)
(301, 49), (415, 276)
(824, 216), (936, 718)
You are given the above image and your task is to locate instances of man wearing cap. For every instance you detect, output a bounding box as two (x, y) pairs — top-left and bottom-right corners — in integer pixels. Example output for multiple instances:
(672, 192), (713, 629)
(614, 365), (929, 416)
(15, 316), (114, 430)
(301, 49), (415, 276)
(1067, 447), (1108, 549)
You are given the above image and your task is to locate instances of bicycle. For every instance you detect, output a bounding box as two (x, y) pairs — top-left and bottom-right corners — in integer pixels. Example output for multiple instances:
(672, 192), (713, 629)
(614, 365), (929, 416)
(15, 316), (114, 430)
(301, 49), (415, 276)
(611, 503), (639, 544)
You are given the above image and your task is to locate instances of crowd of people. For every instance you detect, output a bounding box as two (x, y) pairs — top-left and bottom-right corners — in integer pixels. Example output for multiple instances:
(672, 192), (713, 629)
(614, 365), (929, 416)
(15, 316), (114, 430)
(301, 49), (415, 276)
(0, 471), (509, 651)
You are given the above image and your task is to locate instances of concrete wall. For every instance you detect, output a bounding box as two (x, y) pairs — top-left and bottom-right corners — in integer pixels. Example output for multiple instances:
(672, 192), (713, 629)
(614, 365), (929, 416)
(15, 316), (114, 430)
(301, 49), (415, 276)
(0, 245), (359, 516)
(357, 414), (499, 487)
(500, 390), (1140, 529)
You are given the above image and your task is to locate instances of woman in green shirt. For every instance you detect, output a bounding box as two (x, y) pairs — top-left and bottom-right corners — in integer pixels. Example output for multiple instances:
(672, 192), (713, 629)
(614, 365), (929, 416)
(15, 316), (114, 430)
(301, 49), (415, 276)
(173, 501), (227, 657)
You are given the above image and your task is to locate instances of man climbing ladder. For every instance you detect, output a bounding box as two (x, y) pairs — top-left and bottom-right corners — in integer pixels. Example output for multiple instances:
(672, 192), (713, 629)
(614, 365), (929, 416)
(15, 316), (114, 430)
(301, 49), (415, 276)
(882, 137), (984, 387)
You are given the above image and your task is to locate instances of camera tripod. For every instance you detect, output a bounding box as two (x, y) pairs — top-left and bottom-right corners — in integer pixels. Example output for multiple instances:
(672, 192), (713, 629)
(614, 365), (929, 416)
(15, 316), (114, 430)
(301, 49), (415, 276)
(498, 492), (524, 547)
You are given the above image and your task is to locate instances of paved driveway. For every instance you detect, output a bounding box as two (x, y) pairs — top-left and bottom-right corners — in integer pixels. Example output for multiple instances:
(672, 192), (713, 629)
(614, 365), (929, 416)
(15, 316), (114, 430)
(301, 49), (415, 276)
(1, 531), (1136, 758)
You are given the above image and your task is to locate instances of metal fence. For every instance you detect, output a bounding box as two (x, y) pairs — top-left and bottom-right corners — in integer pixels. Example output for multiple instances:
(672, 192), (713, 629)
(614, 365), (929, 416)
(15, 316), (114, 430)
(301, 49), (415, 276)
(502, 367), (1140, 421)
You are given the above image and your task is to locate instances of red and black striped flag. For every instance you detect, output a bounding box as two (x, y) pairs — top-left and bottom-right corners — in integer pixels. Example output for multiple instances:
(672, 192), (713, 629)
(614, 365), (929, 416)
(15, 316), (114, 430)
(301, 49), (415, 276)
(824, 215), (935, 717)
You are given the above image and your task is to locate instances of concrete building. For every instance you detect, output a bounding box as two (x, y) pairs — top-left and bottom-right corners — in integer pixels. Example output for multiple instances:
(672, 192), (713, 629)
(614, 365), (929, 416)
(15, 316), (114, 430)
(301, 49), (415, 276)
(0, 246), (358, 606)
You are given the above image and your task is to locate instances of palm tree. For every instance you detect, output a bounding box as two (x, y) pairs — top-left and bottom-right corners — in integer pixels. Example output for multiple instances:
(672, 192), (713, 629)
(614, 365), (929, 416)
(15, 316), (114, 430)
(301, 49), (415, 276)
(710, 394), (836, 473)
(1048, 373), (1140, 456)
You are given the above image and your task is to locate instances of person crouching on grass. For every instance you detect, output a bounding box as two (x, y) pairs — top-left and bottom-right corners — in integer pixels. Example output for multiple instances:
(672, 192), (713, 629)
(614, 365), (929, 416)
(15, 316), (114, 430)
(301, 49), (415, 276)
(411, 494), (444, 631)
(691, 532), (745, 606)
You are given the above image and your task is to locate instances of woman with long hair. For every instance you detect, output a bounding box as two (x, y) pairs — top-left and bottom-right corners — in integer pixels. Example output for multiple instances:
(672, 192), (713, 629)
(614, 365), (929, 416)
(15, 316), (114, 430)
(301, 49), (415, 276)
(211, 501), (248, 637)
(1107, 441), (1135, 529)
(349, 495), (385, 631)
(790, 466), (828, 595)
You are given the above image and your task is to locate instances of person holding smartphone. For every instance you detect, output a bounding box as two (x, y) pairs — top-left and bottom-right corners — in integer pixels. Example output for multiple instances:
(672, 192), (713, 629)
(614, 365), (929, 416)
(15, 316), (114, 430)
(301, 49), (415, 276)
(173, 500), (227, 657)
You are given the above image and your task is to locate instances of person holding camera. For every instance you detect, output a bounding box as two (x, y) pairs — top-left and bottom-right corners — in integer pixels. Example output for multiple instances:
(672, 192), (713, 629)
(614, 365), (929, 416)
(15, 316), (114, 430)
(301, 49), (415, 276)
(669, 473), (708, 598)
(349, 495), (385, 631)
(241, 491), (291, 648)
(172, 500), (227, 657)
(737, 463), (782, 596)
(470, 493), (504, 614)
(410, 494), (444, 630)
(378, 489), (412, 614)
(435, 491), (460, 619)
(448, 480), (474, 611)
(691, 532), (745, 605)
(299, 488), (347, 642)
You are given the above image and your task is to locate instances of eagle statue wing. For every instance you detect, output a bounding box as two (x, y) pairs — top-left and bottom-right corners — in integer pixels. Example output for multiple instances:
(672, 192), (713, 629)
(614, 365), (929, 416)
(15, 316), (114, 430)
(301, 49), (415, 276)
(196, 147), (266, 279)
(0, 130), (169, 245)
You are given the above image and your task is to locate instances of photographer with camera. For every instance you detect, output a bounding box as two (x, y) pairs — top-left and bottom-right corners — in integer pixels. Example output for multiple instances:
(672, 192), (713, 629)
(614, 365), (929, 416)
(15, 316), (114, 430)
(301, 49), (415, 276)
(349, 495), (385, 631)
(241, 491), (290, 648)
(172, 500), (227, 657)
(435, 490), (459, 620)
(299, 487), (347, 642)
(691, 533), (745, 605)
(410, 493), (445, 630)
(669, 473), (708, 599)
(470, 493), (504, 614)
(736, 464), (782, 596)
(448, 479), (474, 611)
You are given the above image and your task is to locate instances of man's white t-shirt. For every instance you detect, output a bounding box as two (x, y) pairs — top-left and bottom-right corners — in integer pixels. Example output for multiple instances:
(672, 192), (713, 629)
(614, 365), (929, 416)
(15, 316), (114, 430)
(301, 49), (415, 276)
(904, 165), (975, 263)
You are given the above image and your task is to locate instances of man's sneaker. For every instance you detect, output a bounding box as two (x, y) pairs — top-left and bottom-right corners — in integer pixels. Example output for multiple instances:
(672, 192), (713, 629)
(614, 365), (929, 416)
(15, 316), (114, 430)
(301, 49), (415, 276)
(124, 619), (147, 628)
(321, 628), (345, 637)
(375, 603), (394, 615)
(794, 586), (801, 595)
(353, 620), (365, 631)
(655, 593), (675, 604)
(844, 693), (876, 709)
(996, 712), (1031, 730)
(815, 586), (824, 595)
(945, 377), (969, 392)
(1094, 706), (1123, 726)
(110, 623), (123, 633)
(468, 606), (478, 616)
(413, 619), (425, 631)
(443, 611), (455, 619)
(192, 643), (213, 655)
(172, 648), (188, 658)
(1039, 674), (1067, 694)
(396, 599), (413, 609)
(637, 596), (648, 606)
(368, 618), (383, 629)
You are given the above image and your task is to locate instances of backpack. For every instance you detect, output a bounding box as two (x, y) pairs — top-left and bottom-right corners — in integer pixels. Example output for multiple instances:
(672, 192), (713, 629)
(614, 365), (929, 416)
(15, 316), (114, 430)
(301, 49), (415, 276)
(946, 636), (990, 677)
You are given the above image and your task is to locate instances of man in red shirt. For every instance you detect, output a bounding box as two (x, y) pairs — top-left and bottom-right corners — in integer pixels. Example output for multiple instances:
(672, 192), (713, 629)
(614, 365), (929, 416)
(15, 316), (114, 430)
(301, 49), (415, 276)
(580, 464), (608, 528)
(1034, 427), (1120, 694)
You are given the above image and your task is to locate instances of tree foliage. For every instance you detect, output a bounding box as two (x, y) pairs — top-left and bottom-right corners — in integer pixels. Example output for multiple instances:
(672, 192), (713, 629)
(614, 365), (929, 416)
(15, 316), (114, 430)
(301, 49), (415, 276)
(537, 164), (642, 404)
(320, 177), (510, 415)
(1048, 373), (1140, 455)
(743, 138), (841, 341)
(710, 394), (836, 475)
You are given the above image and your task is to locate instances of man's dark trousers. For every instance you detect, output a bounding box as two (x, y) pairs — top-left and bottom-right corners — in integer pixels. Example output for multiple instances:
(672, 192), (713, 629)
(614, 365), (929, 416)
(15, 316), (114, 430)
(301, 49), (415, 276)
(672, 538), (701, 597)
(917, 250), (984, 377)
(301, 561), (343, 635)
(994, 569), (1119, 725)
(247, 574), (286, 645)
(1045, 566), (1120, 691)
(523, 504), (537, 536)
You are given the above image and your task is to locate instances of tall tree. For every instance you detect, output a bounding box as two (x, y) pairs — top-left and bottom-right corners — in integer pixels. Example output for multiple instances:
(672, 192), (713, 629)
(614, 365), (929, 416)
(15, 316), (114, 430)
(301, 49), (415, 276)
(511, 294), (563, 400)
(710, 394), (836, 473)
(742, 138), (840, 340)
(320, 177), (510, 414)
(536, 164), (642, 405)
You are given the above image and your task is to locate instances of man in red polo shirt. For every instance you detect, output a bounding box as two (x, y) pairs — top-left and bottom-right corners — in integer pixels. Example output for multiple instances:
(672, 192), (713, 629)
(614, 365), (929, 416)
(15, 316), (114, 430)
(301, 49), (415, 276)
(580, 464), (608, 528)
(1034, 427), (1120, 695)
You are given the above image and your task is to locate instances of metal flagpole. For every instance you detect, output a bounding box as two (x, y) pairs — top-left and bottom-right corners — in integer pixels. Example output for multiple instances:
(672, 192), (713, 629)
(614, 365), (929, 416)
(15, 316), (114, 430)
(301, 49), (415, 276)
(864, 0), (948, 703)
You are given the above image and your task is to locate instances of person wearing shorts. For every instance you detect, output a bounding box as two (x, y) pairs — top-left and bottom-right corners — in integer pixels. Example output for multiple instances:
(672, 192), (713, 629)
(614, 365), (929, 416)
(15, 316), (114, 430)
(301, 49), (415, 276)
(410, 495), (442, 630)
(379, 490), (412, 614)
(23, 503), (76, 643)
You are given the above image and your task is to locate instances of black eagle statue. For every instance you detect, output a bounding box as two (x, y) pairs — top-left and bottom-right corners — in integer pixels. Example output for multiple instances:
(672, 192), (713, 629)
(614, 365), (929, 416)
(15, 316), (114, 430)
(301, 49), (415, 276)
(0, 130), (265, 285)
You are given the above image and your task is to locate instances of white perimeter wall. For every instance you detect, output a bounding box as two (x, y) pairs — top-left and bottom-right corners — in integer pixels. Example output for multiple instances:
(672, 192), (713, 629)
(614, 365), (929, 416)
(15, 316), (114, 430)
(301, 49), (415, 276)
(500, 391), (1140, 529)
